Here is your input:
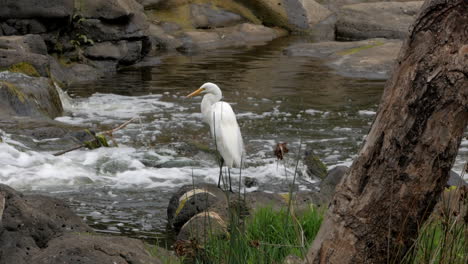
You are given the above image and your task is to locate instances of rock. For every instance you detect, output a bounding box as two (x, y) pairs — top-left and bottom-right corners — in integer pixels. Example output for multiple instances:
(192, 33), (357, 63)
(76, 0), (145, 21)
(0, 49), (50, 77)
(190, 3), (245, 29)
(30, 233), (164, 264)
(75, 18), (148, 42)
(319, 166), (349, 202)
(176, 210), (228, 241)
(49, 60), (104, 86)
(147, 24), (183, 51)
(179, 23), (287, 52)
(447, 170), (468, 187)
(0, 34), (48, 55)
(304, 146), (327, 179)
(136, 0), (166, 9)
(0, 184), (91, 264)
(336, 1), (423, 40)
(0, 71), (63, 119)
(244, 177), (258, 188)
(167, 184), (226, 231)
(84, 40), (144, 64)
(0, 0), (74, 19)
(284, 38), (402, 79)
(0, 19), (48, 35)
(236, 0), (332, 31)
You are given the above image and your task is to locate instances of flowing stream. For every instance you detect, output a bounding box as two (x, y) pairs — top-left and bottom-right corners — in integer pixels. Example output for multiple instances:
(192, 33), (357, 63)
(1, 37), (466, 245)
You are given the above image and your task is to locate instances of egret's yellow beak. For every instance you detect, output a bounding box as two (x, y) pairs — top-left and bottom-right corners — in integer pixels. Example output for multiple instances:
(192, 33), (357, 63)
(186, 88), (204, 98)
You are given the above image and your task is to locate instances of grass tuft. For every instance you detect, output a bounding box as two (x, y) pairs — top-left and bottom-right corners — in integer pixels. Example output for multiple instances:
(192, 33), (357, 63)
(198, 205), (324, 264)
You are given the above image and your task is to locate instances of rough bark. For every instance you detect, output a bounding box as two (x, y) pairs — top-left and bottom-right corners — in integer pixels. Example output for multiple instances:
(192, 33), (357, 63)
(305, 0), (468, 263)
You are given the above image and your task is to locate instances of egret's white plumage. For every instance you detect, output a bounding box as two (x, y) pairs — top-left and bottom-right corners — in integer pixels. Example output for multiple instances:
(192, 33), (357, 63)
(187, 82), (244, 188)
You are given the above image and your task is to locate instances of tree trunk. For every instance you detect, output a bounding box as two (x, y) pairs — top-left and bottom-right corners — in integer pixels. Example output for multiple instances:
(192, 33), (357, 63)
(306, 0), (468, 263)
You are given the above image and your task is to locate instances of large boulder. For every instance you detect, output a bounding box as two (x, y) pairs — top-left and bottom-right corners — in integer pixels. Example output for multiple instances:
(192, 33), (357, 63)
(30, 233), (163, 264)
(0, 184), (91, 264)
(236, 0), (332, 31)
(0, 35), (51, 77)
(0, 0), (74, 19)
(0, 71), (63, 119)
(336, 1), (423, 40)
(284, 38), (402, 79)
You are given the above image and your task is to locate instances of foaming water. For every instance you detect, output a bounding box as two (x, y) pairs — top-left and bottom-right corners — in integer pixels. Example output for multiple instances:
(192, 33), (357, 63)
(1, 37), (467, 243)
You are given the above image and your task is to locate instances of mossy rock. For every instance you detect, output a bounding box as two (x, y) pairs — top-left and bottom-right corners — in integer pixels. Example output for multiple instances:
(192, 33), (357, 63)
(1, 62), (41, 77)
(336, 40), (384, 56)
(304, 146), (327, 180)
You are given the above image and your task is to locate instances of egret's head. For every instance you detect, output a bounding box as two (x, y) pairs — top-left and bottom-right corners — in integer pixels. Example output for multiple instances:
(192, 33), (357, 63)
(187, 82), (222, 98)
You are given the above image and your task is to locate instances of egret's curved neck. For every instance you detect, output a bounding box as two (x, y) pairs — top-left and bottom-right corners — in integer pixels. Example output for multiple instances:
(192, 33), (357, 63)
(201, 93), (221, 124)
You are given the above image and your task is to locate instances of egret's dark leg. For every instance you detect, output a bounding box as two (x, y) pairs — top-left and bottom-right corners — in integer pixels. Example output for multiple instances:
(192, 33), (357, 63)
(218, 157), (224, 188)
(228, 167), (232, 192)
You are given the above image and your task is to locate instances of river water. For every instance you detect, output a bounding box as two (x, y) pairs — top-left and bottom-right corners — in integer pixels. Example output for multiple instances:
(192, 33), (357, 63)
(0, 37), (466, 245)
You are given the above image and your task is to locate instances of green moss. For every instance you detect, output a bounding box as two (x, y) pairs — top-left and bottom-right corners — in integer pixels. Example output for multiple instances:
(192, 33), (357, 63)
(6, 62), (41, 77)
(337, 40), (385, 56)
(0, 81), (26, 103)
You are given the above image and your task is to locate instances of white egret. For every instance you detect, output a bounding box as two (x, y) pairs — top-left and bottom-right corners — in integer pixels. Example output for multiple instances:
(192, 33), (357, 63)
(187, 82), (244, 190)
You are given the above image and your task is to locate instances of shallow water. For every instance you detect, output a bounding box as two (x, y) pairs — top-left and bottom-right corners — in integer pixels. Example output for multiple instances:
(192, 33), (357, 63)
(1, 37), (466, 245)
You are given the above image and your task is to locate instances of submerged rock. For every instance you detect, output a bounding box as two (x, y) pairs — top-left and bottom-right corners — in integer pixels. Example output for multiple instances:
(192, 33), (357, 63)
(336, 1), (423, 40)
(284, 38), (402, 79)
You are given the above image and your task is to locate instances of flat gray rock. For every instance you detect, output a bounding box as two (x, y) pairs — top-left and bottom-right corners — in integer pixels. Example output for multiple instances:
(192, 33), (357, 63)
(336, 1), (423, 40)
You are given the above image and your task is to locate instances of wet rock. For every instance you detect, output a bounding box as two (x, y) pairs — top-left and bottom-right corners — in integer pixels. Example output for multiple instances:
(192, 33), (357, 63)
(336, 1), (423, 40)
(244, 177), (258, 188)
(190, 3), (245, 29)
(0, 49), (50, 77)
(0, 0), (74, 19)
(0, 184), (91, 264)
(30, 233), (164, 264)
(167, 184), (226, 231)
(284, 38), (402, 79)
(49, 60), (104, 86)
(0, 34), (48, 55)
(447, 170), (468, 187)
(304, 146), (327, 180)
(0, 71), (63, 119)
(237, 0), (332, 31)
(319, 166), (349, 202)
